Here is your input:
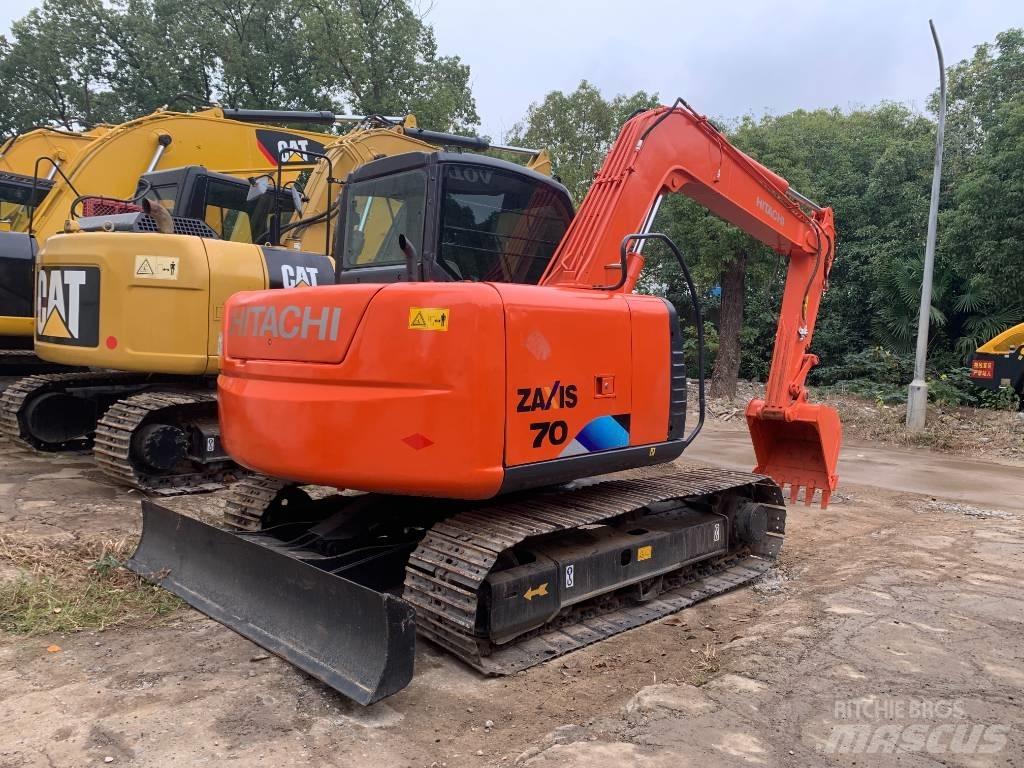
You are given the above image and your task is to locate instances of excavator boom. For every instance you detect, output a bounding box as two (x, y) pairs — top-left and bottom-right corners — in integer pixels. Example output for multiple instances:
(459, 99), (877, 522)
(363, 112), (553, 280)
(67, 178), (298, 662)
(543, 100), (840, 504)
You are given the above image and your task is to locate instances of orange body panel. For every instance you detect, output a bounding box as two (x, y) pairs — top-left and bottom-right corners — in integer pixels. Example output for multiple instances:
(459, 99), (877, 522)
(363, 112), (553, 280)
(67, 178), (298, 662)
(499, 284), (633, 466)
(221, 282), (508, 498)
(219, 282), (675, 498)
(624, 296), (673, 446)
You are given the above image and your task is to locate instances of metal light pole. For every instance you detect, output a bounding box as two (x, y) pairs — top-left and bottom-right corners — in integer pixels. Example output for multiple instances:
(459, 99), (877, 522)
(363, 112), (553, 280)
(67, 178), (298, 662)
(907, 19), (946, 431)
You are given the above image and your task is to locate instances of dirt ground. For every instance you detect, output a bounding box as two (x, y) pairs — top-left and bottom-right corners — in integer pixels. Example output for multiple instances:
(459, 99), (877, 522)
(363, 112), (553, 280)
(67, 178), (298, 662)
(713, 380), (1022, 460)
(1, 406), (1022, 766)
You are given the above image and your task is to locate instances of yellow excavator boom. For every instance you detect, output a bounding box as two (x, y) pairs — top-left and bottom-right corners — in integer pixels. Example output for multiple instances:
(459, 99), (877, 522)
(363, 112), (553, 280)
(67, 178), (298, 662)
(23, 107), (333, 241)
(0, 126), (109, 230)
(0, 125), (108, 174)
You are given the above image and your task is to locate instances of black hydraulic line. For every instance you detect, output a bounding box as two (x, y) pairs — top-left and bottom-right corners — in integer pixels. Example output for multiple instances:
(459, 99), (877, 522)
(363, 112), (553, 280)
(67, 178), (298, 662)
(28, 157), (80, 236)
(402, 127), (490, 152)
(637, 97), (689, 145)
(268, 147), (335, 253)
(620, 232), (706, 448)
(273, 203), (337, 241)
(798, 223), (826, 327)
(222, 108), (337, 125)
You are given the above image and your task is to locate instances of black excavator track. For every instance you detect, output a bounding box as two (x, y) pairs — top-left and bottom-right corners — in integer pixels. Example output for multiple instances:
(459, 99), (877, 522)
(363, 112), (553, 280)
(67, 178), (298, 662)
(94, 391), (241, 494)
(132, 464), (785, 704)
(0, 370), (152, 450)
(402, 465), (784, 674)
(223, 474), (301, 531)
(0, 370), (239, 494)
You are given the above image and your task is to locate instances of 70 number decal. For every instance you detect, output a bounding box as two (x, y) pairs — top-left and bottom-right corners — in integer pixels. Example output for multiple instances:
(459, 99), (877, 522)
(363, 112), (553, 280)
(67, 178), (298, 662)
(529, 420), (568, 448)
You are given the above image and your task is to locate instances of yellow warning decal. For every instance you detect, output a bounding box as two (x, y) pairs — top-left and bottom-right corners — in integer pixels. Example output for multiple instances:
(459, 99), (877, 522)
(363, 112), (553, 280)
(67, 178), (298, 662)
(637, 545), (653, 562)
(408, 307), (449, 331)
(523, 583), (549, 601)
(135, 255), (180, 280)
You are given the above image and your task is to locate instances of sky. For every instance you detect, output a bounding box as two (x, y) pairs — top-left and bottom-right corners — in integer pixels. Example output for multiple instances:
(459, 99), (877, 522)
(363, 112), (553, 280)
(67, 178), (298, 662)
(425, 0), (1022, 138)
(2, 0), (1022, 139)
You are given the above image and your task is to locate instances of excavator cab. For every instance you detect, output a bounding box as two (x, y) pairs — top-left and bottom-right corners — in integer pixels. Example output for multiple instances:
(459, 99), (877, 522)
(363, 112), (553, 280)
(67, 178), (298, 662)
(0, 170), (55, 230)
(335, 152), (573, 285)
(1, 166), (301, 367)
(75, 166), (299, 243)
(0, 173), (57, 350)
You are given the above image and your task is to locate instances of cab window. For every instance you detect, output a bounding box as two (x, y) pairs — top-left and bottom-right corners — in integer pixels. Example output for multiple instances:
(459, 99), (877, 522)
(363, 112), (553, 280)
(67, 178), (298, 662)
(342, 170), (427, 268)
(438, 166), (572, 283)
(203, 178), (294, 243)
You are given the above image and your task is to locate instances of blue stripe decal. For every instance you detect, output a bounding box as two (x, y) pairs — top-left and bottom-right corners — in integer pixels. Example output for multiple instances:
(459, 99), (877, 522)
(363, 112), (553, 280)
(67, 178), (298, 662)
(575, 415), (630, 452)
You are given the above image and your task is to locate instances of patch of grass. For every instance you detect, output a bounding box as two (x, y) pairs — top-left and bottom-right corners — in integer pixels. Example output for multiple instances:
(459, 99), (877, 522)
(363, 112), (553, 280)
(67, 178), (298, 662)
(0, 536), (182, 635)
(689, 642), (720, 686)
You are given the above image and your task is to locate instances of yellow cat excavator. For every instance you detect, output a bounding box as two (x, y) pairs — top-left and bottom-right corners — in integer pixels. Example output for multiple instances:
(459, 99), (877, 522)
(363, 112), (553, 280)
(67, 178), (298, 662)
(0, 107), (338, 372)
(0, 124), (109, 366)
(0, 116), (557, 494)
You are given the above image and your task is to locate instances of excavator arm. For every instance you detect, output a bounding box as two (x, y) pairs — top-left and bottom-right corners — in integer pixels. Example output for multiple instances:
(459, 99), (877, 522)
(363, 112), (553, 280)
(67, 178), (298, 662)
(542, 100), (841, 505)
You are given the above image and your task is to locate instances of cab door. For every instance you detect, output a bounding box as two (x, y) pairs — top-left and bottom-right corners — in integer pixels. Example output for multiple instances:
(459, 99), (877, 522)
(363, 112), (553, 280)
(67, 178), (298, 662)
(338, 168), (428, 284)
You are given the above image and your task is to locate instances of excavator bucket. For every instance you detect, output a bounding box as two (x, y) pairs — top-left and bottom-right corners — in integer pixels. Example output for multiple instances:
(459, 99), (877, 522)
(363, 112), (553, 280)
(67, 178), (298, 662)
(128, 500), (416, 705)
(745, 400), (841, 507)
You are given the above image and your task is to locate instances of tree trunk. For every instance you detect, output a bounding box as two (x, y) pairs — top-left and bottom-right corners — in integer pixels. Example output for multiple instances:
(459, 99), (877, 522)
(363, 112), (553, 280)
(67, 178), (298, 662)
(709, 251), (747, 399)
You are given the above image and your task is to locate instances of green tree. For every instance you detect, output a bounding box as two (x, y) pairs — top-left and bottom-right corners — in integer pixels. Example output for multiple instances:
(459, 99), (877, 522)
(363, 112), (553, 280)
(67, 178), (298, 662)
(98, 0), (218, 118)
(305, 0), (478, 131)
(646, 191), (770, 398)
(0, 0), (479, 136)
(506, 80), (658, 203)
(939, 95), (1024, 357)
(924, 28), (1024, 362)
(0, 0), (112, 133)
(940, 27), (1024, 181)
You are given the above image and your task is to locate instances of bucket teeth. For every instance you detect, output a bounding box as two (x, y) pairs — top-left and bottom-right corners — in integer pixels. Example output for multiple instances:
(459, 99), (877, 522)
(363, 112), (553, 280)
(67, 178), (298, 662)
(745, 398), (841, 509)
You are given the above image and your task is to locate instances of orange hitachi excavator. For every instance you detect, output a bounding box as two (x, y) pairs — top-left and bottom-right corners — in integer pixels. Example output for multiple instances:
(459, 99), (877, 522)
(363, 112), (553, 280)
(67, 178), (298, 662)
(130, 99), (841, 704)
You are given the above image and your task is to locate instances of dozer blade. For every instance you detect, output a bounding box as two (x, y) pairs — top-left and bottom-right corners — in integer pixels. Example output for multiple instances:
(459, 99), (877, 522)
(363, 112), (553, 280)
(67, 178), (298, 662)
(129, 500), (416, 705)
(745, 399), (841, 507)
